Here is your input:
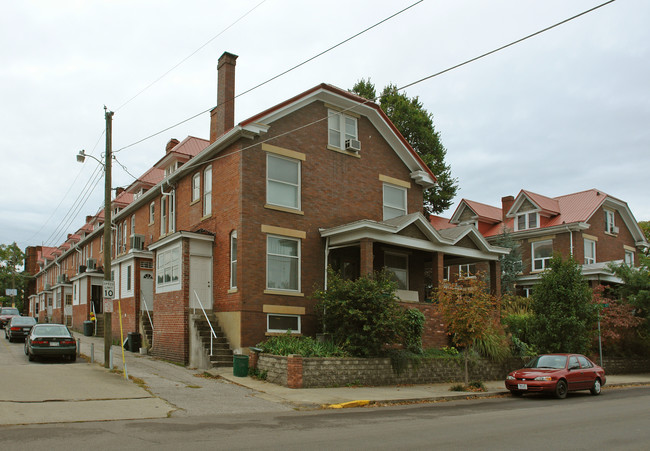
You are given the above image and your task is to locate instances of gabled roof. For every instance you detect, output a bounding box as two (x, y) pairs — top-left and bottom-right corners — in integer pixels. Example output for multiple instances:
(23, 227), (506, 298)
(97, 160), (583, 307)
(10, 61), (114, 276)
(241, 83), (437, 188)
(126, 167), (164, 194)
(113, 190), (134, 208)
(507, 190), (560, 217)
(450, 199), (502, 224)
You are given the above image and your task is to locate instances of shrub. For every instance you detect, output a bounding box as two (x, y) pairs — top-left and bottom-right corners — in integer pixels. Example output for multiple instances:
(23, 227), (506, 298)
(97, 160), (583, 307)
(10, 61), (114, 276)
(257, 332), (348, 357)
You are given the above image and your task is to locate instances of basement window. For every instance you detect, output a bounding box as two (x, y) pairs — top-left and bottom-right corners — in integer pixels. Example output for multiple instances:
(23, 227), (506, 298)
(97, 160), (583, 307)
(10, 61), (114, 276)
(267, 314), (301, 334)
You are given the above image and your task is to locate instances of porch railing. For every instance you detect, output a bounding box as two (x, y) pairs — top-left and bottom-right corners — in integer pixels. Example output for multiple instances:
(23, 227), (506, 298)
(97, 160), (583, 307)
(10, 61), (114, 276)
(193, 290), (217, 356)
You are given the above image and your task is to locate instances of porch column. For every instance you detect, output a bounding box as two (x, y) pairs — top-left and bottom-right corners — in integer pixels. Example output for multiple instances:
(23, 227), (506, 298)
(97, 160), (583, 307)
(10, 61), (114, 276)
(431, 252), (444, 291)
(359, 238), (374, 276)
(489, 260), (501, 296)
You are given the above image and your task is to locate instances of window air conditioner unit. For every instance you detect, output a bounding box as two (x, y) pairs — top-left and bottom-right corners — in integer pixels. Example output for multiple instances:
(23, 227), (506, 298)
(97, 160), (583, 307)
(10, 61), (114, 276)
(345, 139), (361, 152)
(131, 234), (145, 251)
(86, 259), (97, 270)
(44, 283), (51, 291)
(57, 275), (67, 284)
(78, 265), (87, 274)
(611, 226), (619, 234)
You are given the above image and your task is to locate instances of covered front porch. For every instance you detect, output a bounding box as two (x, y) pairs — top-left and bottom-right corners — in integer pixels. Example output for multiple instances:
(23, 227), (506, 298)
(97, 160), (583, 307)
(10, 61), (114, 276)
(320, 213), (509, 302)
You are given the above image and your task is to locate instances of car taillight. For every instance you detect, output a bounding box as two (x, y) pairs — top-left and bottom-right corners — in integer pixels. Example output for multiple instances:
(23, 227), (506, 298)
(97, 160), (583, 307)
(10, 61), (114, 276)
(10, 327), (21, 331)
(60, 340), (76, 345)
(32, 340), (48, 345)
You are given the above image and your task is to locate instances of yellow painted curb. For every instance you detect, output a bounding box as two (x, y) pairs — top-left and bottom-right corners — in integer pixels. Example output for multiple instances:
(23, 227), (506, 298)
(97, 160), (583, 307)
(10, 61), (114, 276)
(325, 400), (370, 409)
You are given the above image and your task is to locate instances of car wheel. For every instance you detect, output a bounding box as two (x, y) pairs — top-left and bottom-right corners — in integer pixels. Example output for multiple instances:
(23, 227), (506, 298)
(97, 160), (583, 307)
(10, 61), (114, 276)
(69, 354), (77, 363)
(24, 342), (29, 355)
(554, 380), (568, 399)
(590, 378), (602, 396)
(28, 351), (35, 362)
(8, 336), (13, 343)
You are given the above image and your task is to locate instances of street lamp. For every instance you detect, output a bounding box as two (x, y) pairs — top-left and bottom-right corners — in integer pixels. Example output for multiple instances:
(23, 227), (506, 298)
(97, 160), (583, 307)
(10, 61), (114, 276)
(76, 109), (114, 369)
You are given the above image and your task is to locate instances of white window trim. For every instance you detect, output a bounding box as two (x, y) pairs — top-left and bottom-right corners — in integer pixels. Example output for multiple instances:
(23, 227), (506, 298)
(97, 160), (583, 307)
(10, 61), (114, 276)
(230, 230), (237, 289)
(191, 173), (201, 203)
(625, 250), (635, 266)
(515, 211), (539, 231)
(458, 263), (477, 279)
(605, 210), (616, 234)
(203, 166), (212, 217)
(383, 183), (407, 220)
(266, 235), (301, 293)
(584, 239), (596, 265)
(266, 153), (301, 211)
(149, 202), (155, 225)
(327, 109), (358, 149)
(156, 244), (182, 293)
(267, 314), (301, 334)
(160, 197), (167, 236)
(532, 239), (553, 272)
(168, 190), (176, 234)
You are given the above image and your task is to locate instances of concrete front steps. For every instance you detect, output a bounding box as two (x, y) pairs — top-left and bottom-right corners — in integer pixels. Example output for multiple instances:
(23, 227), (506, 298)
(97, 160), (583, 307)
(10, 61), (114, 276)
(194, 313), (233, 367)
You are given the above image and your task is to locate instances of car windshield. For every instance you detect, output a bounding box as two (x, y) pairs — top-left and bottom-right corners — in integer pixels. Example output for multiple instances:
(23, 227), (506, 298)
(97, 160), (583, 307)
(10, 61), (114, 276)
(1, 308), (20, 315)
(33, 325), (70, 337)
(525, 355), (567, 369)
(11, 317), (36, 326)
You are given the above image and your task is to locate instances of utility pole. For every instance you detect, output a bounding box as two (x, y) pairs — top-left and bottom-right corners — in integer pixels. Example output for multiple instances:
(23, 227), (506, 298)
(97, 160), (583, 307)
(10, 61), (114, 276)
(104, 107), (114, 368)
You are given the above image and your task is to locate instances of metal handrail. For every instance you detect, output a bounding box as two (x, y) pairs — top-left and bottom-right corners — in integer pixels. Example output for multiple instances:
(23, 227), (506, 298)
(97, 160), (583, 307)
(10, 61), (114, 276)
(140, 290), (155, 347)
(193, 290), (216, 356)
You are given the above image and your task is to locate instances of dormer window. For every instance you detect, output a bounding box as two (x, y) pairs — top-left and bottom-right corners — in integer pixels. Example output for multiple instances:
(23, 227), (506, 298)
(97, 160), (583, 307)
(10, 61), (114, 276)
(516, 212), (538, 231)
(328, 110), (358, 150)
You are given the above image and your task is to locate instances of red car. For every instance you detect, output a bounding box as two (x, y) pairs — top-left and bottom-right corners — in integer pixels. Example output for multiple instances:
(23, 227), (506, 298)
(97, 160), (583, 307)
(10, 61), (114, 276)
(0, 307), (21, 329)
(505, 354), (606, 399)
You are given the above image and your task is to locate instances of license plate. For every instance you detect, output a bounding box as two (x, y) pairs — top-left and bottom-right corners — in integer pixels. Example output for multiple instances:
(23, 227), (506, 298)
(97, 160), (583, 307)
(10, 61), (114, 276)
(517, 384), (527, 390)
(49, 342), (60, 347)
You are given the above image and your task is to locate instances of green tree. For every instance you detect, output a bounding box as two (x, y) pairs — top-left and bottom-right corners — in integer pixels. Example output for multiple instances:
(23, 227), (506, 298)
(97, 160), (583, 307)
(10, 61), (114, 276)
(436, 276), (497, 384)
(351, 79), (458, 215)
(639, 221), (650, 255)
(492, 227), (523, 294)
(0, 243), (26, 310)
(314, 269), (419, 357)
(530, 256), (596, 354)
(609, 254), (650, 333)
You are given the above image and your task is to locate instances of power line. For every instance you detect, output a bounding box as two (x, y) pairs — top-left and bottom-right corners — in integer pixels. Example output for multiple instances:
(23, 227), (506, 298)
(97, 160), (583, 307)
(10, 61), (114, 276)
(115, 0), (269, 112)
(113, 0), (424, 154)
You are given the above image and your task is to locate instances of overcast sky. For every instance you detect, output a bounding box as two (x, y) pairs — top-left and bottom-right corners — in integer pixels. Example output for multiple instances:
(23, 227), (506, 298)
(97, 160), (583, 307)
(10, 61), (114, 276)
(1, 0), (648, 249)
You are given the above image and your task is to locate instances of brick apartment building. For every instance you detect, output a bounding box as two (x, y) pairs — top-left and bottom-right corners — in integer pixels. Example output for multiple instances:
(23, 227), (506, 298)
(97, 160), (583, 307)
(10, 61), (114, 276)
(26, 51), (509, 367)
(432, 189), (648, 296)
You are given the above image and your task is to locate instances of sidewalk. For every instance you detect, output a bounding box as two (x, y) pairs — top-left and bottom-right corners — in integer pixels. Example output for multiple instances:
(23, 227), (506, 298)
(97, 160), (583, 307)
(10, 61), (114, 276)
(76, 333), (650, 410)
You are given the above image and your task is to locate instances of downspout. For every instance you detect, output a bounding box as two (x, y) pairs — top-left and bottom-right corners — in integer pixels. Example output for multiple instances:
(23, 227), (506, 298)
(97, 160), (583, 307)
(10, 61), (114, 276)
(324, 237), (330, 290)
(566, 226), (574, 257)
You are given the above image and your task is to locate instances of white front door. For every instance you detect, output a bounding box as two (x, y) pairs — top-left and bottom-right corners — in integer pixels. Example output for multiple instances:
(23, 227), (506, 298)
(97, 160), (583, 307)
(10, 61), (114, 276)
(140, 271), (154, 311)
(189, 255), (212, 311)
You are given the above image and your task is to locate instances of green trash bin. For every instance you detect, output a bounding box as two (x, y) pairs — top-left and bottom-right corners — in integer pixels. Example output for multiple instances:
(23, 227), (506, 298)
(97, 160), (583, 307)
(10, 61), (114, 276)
(233, 354), (249, 377)
(83, 321), (94, 337)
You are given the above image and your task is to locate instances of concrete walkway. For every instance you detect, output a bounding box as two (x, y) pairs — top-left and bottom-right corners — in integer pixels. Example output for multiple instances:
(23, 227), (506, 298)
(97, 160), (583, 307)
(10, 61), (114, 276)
(75, 334), (650, 410)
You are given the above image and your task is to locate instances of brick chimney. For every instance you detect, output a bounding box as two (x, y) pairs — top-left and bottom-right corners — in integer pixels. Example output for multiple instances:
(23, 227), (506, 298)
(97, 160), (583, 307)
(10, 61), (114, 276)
(501, 196), (515, 222)
(210, 52), (238, 143)
(166, 138), (180, 153)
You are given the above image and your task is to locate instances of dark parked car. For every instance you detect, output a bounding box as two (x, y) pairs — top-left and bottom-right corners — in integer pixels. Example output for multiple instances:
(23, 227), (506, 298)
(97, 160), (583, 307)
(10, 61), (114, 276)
(5, 316), (37, 342)
(505, 354), (606, 399)
(0, 307), (21, 328)
(25, 324), (77, 362)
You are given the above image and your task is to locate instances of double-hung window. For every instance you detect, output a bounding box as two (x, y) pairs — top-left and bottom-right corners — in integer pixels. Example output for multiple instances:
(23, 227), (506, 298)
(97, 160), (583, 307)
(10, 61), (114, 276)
(383, 184), (407, 220)
(605, 210), (616, 234)
(385, 252), (408, 289)
(191, 173), (201, 202)
(516, 212), (538, 231)
(160, 197), (167, 235)
(267, 154), (300, 210)
(625, 250), (634, 266)
(328, 110), (358, 149)
(203, 166), (212, 217)
(584, 239), (596, 265)
(459, 263), (477, 279)
(149, 202), (155, 224)
(168, 190), (176, 234)
(267, 236), (300, 291)
(532, 240), (553, 271)
(230, 231), (237, 289)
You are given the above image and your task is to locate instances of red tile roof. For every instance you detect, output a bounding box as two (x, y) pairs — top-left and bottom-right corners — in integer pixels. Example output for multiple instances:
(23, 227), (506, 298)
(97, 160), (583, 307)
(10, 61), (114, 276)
(520, 190), (560, 215)
(429, 215), (456, 230)
(463, 199), (502, 223)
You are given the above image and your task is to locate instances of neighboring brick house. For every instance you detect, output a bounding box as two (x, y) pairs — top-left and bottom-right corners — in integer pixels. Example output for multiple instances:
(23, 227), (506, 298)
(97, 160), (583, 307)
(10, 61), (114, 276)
(436, 189), (648, 296)
(27, 51), (509, 366)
